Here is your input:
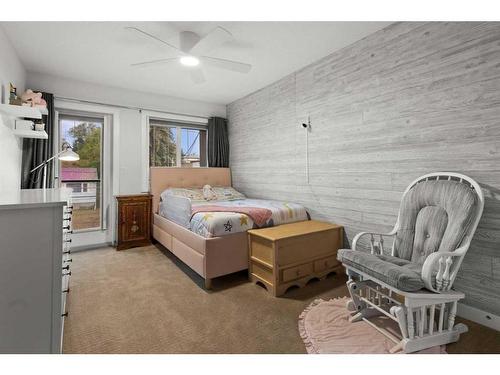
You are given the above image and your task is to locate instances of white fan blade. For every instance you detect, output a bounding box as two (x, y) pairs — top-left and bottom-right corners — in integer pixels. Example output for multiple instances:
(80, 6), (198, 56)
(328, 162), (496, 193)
(189, 26), (233, 55)
(125, 26), (181, 52)
(201, 56), (252, 74)
(131, 58), (178, 68)
(189, 69), (206, 84)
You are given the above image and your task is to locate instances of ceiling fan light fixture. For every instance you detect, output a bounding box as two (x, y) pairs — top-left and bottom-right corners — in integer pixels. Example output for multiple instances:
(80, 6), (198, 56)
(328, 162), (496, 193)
(179, 55), (200, 67)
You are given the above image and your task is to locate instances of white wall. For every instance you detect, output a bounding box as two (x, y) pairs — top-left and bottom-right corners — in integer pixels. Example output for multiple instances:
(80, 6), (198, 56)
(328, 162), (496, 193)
(27, 71), (226, 195)
(0, 25), (26, 196)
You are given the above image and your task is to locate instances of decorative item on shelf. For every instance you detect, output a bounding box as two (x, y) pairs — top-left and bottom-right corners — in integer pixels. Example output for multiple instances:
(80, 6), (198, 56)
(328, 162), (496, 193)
(20, 89), (47, 110)
(9, 83), (16, 102)
(34, 121), (45, 131)
(9, 83), (22, 106)
(15, 119), (34, 131)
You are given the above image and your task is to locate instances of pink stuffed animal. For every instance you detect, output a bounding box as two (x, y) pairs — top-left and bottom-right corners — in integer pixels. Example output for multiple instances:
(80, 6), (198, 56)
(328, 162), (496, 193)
(20, 89), (47, 109)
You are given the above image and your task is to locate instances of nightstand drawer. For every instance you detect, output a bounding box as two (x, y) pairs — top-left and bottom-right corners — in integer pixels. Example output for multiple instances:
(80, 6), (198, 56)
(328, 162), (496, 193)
(116, 194), (152, 250)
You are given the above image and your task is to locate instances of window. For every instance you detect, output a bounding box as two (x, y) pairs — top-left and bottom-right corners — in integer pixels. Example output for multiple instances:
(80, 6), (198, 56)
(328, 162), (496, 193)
(149, 119), (207, 168)
(59, 114), (104, 231)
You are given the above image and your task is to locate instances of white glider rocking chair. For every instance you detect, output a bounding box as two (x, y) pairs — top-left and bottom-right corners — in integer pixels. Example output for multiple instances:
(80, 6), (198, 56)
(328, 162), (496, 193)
(337, 172), (484, 353)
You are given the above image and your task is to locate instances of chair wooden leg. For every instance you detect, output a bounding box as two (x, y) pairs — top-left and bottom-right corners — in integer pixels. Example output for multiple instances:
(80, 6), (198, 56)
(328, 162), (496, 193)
(390, 305), (408, 339)
(389, 341), (404, 354)
(350, 307), (383, 322)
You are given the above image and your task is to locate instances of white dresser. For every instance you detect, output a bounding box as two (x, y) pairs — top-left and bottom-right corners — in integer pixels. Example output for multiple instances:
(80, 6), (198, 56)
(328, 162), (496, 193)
(0, 188), (73, 353)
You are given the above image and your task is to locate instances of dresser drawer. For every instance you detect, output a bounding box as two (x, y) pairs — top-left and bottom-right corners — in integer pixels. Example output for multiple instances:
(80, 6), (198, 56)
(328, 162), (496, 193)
(282, 262), (313, 283)
(314, 255), (339, 272)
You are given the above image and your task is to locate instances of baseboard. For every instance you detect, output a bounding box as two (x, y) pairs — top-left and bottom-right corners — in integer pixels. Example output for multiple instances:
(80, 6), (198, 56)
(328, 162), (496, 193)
(71, 242), (112, 252)
(457, 302), (500, 332)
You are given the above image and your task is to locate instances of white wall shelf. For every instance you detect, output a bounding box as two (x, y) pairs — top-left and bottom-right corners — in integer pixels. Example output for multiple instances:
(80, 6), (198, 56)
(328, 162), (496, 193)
(0, 103), (43, 119)
(12, 129), (48, 139)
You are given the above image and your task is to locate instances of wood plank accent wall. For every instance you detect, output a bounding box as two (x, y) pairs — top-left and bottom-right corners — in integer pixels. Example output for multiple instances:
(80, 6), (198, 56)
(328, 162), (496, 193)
(227, 22), (500, 315)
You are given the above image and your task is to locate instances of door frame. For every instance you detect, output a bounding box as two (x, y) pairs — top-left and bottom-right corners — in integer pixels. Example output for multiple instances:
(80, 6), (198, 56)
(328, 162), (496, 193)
(54, 99), (120, 249)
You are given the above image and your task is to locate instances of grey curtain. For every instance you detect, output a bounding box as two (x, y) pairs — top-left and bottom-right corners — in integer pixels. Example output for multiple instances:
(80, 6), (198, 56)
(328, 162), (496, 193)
(21, 92), (55, 189)
(207, 117), (229, 167)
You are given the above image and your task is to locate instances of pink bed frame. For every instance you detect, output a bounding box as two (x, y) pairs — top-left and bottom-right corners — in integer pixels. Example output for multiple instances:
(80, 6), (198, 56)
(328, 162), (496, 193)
(150, 167), (248, 289)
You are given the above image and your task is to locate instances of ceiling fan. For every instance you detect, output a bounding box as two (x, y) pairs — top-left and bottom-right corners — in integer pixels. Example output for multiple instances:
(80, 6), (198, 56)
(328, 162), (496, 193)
(126, 26), (252, 84)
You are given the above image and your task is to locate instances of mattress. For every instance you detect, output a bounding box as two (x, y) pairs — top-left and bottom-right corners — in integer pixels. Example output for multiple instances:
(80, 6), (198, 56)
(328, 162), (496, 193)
(159, 194), (308, 238)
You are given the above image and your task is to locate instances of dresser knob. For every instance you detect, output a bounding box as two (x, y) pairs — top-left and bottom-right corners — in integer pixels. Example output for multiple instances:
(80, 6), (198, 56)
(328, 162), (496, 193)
(61, 312), (68, 317)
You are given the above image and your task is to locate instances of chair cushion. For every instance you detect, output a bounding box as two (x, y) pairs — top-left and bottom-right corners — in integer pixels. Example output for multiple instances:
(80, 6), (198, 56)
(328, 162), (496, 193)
(338, 249), (424, 291)
(394, 180), (478, 262)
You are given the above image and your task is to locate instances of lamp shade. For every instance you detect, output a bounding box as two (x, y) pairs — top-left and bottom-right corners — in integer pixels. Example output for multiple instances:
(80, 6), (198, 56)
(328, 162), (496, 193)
(59, 148), (80, 162)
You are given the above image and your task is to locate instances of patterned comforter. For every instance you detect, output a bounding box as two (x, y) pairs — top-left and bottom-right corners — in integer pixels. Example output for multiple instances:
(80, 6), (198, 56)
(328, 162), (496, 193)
(189, 199), (308, 238)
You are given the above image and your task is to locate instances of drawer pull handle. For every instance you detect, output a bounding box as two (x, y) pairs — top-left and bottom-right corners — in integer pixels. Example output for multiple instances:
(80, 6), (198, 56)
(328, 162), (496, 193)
(63, 250), (71, 255)
(61, 312), (68, 317)
(64, 259), (73, 263)
(62, 265), (70, 270)
(64, 230), (73, 234)
(63, 271), (72, 276)
(63, 225), (71, 230)
(62, 288), (70, 293)
(64, 239), (72, 243)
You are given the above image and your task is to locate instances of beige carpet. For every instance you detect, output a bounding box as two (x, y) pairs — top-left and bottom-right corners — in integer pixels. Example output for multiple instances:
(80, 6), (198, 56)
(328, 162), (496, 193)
(63, 244), (500, 354)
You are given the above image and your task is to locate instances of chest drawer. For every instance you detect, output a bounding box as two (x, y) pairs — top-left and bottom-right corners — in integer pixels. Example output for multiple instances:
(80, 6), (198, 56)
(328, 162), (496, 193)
(314, 255), (339, 272)
(282, 263), (313, 283)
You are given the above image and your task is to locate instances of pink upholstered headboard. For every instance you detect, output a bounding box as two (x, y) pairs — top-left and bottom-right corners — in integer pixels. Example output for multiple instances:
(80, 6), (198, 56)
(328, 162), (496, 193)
(150, 167), (232, 213)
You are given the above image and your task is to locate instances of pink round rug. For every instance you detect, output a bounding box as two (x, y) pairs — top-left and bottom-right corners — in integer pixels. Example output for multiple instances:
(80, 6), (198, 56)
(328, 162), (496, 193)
(298, 297), (446, 354)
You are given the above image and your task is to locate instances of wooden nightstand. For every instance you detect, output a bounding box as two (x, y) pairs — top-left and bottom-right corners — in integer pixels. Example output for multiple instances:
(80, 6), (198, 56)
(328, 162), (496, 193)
(248, 220), (343, 296)
(115, 194), (152, 250)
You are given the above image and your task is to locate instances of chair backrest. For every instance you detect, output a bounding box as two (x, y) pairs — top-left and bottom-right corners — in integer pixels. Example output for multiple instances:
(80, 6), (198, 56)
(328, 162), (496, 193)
(393, 173), (484, 264)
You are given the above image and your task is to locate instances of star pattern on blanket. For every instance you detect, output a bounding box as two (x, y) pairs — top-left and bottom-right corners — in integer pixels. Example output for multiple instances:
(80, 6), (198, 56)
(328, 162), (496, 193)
(224, 220), (233, 232)
(239, 215), (248, 226)
(202, 213), (214, 221)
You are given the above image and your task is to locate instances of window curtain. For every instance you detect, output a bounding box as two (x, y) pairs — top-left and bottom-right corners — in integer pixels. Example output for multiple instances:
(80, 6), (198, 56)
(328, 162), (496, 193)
(207, 117), (229, 167)
(21, 92), (55, 189)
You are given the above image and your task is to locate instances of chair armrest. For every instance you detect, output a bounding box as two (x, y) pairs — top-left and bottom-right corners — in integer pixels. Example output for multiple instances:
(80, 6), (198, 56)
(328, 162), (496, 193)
(421, 249), (466, 293)
(352, 231), (396, 253)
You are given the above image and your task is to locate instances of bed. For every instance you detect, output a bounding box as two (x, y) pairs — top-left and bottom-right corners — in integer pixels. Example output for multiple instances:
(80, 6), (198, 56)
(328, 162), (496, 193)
(150, 167), (308, 289)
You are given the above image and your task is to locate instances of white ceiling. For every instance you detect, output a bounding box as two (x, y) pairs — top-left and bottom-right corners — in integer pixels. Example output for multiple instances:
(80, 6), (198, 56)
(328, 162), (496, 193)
(1, 22), (390, 105)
